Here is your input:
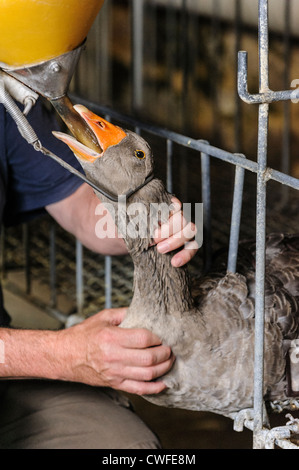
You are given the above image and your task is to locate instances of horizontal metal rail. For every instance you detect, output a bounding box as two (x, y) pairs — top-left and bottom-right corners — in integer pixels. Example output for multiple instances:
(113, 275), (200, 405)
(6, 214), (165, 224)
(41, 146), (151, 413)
(70, 94), (299, 191)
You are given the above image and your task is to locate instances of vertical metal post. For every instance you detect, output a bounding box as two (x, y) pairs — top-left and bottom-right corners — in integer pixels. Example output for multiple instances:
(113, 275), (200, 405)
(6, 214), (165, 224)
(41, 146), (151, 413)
(166, 139), (173, 194)
(211, 0), (221, 143)
(281, 0), (291, 203)
(201, 151), (212, 273)
(253, 0), (269, 448)
(181, 0), (189, 132)
(234, 0), (242, 153)
(227, 162), (245, 273)
(132, 0), (144, 111)
(166, 3), (178, 127)
(95, 0), (112, 103)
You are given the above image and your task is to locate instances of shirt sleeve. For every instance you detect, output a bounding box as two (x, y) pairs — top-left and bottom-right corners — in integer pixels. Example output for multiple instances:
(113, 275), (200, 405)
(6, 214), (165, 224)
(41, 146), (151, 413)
(4, 99), (84, 226)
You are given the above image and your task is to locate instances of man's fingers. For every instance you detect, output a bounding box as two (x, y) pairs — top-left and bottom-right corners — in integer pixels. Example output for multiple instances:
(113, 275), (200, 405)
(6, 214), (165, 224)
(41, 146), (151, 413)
(119, 344), (173, 368)
(169, 196), (182, 214)
(116, 327), (166, 349)
(156, 222), (197, 253)
(171, 239), (199, 267)
(120, 379), (168, 396)
(98, 325), (170, 354)
(97, 307), (128, 326)
(99, 334), (175, 395)
(154, 211), (187, 242)
(121, 353), (175, 381)
(117, 353), (175, 395)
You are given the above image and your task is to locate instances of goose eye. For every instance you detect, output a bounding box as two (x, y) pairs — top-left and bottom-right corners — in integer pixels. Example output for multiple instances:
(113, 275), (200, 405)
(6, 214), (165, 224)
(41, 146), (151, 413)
(135, 149), (146, 160)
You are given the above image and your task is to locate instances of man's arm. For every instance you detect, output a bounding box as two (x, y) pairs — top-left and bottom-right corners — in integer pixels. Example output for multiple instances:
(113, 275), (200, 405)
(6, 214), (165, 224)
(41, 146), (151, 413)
(0, 308), (174, 395)
(46, 183), (199, 264)
(0, 183), (196, 391)
(46, 183), (127, 255)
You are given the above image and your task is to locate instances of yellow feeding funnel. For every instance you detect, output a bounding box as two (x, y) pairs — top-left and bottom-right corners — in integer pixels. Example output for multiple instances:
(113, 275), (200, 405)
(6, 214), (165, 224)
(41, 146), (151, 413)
(0, 0), (105, 67)
(0, 0), (105, 153)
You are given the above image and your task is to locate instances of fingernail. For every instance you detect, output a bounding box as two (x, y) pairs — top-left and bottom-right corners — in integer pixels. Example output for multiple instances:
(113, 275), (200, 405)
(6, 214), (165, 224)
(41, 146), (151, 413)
(170, 201), (181, 213)
(172, 256), (183, 267)
(157, 241), (170, 253)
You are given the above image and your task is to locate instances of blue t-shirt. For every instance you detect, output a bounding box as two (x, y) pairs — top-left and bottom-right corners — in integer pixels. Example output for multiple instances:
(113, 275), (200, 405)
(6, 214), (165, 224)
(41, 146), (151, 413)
(0, 99), (84, 325)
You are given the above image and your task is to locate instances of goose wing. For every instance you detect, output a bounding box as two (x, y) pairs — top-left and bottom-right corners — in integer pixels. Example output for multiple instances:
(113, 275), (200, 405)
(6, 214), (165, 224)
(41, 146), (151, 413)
(192, 233), (299, 339)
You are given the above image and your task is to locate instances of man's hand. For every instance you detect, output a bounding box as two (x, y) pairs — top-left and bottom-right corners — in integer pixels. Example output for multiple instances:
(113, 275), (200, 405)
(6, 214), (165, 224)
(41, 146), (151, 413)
(153, 197), (198, 267)
(47, 186), (199, 266)
(57, 308), (175, 395)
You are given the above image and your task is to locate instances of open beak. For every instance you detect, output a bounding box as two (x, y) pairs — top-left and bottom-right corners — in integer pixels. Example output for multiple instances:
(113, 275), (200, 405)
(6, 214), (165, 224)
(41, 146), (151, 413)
(53, 104), (127, 163)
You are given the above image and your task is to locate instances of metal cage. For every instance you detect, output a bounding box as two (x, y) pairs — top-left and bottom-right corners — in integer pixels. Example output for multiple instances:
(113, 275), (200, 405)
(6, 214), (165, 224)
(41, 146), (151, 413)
(1, 0), (299, 449)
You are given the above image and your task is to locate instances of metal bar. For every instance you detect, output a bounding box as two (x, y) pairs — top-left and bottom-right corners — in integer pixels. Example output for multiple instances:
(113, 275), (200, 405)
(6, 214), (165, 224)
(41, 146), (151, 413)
(234, 0), (242, 153)
(97, 0), (111, 103)
(166, 139), (173, 194)
(259, 0), (269, 92)
(253, 103), (269, 447)
(166, 3), (178, 126)
(253, 0), (270, 448)
(238, 50), (299, 104)
(132, 0), (144, 111)
(201, 152), (212, 273)
(71, 96), (299, 191)
(227, 162), (245, 273)
(281, 0), (291, 203)
(211, 0), (221, 143)
(267, 168), (299, 189)
(181, 0), (189, 133)
(273, 439), (299, 450)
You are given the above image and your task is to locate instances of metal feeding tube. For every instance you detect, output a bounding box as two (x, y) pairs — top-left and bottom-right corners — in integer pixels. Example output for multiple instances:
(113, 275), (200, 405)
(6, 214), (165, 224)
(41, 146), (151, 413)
(0, 76), (154, 202)
(50, 94), (101, 154)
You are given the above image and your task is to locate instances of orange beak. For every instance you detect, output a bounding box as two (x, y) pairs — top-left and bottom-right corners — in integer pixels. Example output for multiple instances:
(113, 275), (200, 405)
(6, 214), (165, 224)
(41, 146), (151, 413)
(53, 105), (127, 163)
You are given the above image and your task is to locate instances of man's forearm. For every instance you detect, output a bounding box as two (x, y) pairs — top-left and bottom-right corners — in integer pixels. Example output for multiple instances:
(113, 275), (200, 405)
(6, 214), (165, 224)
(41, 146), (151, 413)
(46, 183), (128, 256)
(0, 327), (64, 380)
(0, 309), (174, 395)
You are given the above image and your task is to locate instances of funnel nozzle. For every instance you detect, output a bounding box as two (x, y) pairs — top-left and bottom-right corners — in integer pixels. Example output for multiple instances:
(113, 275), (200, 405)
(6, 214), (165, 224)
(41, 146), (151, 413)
(51, 95), (102, 154)
(1, 42), (85, 101)
(1, 42), (102, 153)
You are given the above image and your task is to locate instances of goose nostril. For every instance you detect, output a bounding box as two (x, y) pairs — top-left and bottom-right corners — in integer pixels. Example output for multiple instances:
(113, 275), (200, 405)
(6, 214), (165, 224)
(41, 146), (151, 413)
(96, 121), (105, 129)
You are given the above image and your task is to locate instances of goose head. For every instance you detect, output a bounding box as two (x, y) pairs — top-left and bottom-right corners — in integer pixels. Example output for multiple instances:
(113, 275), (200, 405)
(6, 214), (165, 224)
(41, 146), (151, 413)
(53, 105), (156, 202)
